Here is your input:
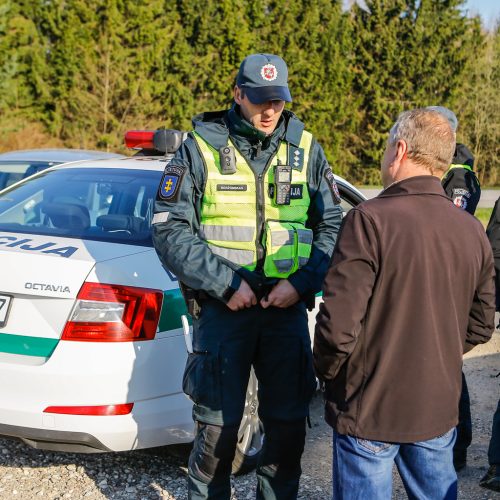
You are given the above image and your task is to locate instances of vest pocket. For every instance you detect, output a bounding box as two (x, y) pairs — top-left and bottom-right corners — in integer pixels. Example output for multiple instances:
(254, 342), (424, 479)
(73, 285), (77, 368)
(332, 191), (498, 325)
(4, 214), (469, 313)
(263, 221), (313, 278)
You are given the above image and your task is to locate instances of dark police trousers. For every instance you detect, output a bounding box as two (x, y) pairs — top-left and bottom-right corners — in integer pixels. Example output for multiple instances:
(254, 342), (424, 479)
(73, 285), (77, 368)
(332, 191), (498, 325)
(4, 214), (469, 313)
(488, 399), (500, 466)
(183, 299), (316, 499)
(454, 371), (472, 465)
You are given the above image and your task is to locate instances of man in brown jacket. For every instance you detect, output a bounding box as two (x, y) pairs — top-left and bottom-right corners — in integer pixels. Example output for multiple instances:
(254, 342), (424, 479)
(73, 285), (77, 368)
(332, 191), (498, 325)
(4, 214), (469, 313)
(314, 108), (495, 500)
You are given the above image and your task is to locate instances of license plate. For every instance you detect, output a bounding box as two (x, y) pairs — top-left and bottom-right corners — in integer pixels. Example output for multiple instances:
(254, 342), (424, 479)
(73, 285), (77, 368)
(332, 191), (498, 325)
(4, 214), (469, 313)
(0, 294), (13, 327)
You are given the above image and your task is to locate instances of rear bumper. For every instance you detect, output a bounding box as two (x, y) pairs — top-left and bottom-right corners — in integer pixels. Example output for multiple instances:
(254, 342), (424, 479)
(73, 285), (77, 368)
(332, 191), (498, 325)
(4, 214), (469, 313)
(0, 335), (194, 451)
(0, 422), (110, 453)
(0, 392), (195, 452)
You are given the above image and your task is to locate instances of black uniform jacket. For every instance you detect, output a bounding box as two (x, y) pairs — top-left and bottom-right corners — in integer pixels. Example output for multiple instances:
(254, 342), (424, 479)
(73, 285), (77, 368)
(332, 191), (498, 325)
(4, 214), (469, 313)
(487, 197), (500, 311)
(441, 143), (481, 215)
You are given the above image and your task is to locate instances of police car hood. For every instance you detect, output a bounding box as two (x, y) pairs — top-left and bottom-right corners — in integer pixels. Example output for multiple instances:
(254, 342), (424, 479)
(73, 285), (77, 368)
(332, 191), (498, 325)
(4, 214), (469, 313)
(0, 231), (150, 298)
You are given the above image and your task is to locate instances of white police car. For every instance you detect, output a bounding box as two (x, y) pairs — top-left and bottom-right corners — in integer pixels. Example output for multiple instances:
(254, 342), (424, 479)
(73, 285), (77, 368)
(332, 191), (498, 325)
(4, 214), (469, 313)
(0, 130), (365, 470)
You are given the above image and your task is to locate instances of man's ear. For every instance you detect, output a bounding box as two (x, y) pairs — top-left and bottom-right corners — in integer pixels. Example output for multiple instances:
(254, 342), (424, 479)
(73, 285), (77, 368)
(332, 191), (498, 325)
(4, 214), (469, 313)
(395, 140), (408, 163)
(234, 86), (242, 105)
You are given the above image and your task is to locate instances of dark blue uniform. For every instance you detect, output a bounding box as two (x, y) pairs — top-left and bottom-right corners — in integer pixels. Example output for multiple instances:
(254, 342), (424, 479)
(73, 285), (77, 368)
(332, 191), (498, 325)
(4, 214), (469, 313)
(480, 198), (500, 492)
(441, 143), (481, 471)
(152, 107), (342, 499)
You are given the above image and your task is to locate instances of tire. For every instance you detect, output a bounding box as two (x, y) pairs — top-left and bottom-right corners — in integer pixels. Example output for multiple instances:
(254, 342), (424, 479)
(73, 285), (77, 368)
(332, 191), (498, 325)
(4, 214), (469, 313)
(232, 369), (264, 475)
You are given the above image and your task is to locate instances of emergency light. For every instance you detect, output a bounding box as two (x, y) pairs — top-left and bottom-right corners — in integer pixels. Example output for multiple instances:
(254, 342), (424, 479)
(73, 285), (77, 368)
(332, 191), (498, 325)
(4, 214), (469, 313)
(125, 129), (186, 154)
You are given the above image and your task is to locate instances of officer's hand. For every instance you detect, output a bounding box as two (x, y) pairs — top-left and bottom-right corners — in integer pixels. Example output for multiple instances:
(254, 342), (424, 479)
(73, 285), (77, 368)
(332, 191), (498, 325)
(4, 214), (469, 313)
(226, 279), (257, 311)
(260, 280), (299, 309)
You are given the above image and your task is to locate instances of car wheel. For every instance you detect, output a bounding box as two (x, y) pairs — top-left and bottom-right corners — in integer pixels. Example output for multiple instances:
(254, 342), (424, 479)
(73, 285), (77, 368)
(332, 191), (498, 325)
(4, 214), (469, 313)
(232, 369), (264, 475)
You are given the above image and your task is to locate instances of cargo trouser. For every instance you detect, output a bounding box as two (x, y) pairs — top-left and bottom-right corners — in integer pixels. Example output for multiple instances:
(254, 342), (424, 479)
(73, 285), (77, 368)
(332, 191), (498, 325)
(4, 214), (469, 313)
(182, 299), (316, 499)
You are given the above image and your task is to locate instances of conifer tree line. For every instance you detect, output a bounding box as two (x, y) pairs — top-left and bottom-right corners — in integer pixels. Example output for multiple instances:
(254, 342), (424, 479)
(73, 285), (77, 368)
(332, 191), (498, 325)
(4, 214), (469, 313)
(0, 0), (498, 185)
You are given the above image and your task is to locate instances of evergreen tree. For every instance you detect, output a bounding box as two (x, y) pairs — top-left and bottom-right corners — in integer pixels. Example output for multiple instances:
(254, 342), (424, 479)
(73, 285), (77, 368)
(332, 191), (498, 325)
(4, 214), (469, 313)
(0, 0), (48, 120)
(455, 25), (500, 185)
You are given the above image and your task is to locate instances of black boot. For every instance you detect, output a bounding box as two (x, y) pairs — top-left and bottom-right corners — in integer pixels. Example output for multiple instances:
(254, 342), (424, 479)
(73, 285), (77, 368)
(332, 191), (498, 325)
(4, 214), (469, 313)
(479, 464), (500, 493)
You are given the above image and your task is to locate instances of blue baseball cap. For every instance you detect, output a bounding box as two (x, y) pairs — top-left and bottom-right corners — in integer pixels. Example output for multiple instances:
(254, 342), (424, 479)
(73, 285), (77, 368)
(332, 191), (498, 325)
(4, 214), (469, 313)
(236, 53), (292, 104)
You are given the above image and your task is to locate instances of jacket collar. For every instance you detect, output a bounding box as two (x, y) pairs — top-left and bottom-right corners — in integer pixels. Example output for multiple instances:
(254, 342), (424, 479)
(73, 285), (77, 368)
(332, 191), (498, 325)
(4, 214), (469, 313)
(228, 104), (285, 146)
(191, 106), (305, 150)
(379, 175), (449, 199)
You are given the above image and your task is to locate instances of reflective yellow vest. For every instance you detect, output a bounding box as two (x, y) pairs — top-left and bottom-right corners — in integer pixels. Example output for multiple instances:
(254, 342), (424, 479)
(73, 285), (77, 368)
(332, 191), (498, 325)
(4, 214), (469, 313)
(194, 131), (314, 278)
(445, 164), (474, 175)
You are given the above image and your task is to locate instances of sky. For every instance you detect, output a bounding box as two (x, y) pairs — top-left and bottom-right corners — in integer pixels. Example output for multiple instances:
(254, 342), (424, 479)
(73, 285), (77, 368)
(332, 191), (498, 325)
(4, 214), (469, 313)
(344, 1), (499, 29)
(464, 0), (500, 28)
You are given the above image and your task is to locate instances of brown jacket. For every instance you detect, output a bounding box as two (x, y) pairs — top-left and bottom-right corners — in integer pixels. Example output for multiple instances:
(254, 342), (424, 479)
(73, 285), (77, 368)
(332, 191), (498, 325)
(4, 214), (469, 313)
(314, 175), (495, 443)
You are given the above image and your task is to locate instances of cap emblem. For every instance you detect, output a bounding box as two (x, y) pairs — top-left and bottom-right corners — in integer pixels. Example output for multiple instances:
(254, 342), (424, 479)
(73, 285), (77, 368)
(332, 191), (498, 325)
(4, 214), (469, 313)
(261, 64), (278, 82)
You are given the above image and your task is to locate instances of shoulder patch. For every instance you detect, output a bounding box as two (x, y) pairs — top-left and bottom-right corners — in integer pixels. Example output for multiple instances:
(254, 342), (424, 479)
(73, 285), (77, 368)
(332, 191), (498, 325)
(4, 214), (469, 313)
(452, 188), (471, 198)
(159, 165), (186, 201)
(453, 196), (468, 210)
(324, 168), (341, 204)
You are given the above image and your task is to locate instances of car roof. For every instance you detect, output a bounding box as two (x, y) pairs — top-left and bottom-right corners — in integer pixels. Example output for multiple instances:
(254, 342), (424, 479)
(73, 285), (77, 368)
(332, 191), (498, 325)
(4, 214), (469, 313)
(0, 149), (124, 162)
(44, 155), (169, 172)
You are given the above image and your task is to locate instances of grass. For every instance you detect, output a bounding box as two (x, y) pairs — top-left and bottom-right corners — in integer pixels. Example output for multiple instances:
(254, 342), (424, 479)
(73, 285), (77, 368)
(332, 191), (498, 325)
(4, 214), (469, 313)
(476, 208), (493, 228)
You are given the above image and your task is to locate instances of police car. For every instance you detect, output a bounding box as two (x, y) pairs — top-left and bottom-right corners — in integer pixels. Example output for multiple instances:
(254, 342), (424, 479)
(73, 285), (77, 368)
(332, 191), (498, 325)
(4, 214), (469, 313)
(0, 130), (365, 471)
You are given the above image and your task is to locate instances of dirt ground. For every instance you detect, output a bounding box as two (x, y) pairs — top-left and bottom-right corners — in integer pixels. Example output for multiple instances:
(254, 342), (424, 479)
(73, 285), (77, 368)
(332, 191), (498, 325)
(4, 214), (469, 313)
(301, 329), (500, 499)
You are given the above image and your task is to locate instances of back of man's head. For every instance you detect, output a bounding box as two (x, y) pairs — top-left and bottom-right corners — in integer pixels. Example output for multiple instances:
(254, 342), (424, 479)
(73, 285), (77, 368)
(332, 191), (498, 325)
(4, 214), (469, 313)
(389, 109), (455, 175)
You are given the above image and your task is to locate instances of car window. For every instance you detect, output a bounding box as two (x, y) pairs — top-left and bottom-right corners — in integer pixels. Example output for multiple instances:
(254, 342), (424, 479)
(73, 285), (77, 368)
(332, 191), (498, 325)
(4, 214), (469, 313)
(0, 168), (162, 246)
(0, 167), (364, 246)
(0, 161), (60, 190)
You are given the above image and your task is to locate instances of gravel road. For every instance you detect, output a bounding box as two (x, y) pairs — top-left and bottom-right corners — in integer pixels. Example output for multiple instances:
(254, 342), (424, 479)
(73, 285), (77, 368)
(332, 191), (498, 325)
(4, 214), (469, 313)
(1, 332), (499, 499)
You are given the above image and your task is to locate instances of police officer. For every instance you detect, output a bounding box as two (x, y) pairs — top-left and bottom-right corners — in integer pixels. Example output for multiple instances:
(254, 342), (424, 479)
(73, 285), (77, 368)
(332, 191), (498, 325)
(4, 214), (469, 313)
(428, 106), (481, 472)
(427, 106), (481, 215)
(480, 197), (500, 492)
(152, 53), (342, 499)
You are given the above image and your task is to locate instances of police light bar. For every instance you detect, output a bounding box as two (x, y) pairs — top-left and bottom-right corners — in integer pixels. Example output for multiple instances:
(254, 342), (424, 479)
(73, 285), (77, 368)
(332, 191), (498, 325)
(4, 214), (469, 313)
(125, 130), (155, 150)
(125, 129), (186, 154)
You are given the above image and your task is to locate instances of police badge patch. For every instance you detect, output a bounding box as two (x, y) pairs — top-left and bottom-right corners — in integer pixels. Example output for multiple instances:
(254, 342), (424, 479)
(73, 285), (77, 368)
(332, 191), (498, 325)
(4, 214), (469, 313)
(453, 196), (468, 210)
(159, 165), (186, 201)
(324, 168), (341, 204)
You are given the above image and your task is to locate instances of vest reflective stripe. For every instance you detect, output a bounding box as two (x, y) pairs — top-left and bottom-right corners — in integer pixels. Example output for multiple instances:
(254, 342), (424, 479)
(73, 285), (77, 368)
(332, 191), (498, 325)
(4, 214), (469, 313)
(297, 228), (313, 245)
(195, 130), (313, 278)
(199, 225), (255, 242)
(450, 163), (473, 172)
(208, 245), (254, 266)
(442, 164), (473, 180)
(271, 229), (295, 246)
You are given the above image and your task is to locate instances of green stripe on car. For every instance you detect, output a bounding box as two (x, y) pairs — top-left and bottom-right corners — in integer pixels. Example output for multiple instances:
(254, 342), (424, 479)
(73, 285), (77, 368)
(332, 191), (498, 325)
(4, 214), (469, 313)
(0, 333), (58, 357)
(158, 289), (189, 332)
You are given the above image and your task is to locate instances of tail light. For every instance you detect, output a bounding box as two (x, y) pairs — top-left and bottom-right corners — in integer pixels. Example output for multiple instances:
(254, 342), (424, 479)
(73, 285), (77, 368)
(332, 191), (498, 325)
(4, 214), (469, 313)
(44, 403), (133, 416)
(62, 282), (163, 342)
(124, 130), (155, 149)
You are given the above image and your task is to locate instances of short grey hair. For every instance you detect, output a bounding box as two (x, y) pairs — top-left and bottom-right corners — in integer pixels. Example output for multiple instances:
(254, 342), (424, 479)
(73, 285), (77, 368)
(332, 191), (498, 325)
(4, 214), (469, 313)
(388, 108), (456, 173)
(425, 106), (458, 133)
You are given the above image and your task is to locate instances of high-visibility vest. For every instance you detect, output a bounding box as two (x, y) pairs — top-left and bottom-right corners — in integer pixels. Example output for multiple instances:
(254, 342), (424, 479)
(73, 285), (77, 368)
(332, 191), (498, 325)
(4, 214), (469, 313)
(194, 130), (314, 278)
(446, 164), (474, 174)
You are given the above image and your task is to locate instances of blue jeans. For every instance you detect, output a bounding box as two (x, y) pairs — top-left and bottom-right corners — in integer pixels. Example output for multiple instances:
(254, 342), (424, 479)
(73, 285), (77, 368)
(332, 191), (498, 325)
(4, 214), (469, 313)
(332, 429), (458, 500)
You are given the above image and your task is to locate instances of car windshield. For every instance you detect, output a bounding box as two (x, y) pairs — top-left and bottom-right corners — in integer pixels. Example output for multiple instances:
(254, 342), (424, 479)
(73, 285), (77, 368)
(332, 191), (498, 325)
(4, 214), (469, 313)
(0, 167), (162, 246)
(0, 161), (61, 190)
